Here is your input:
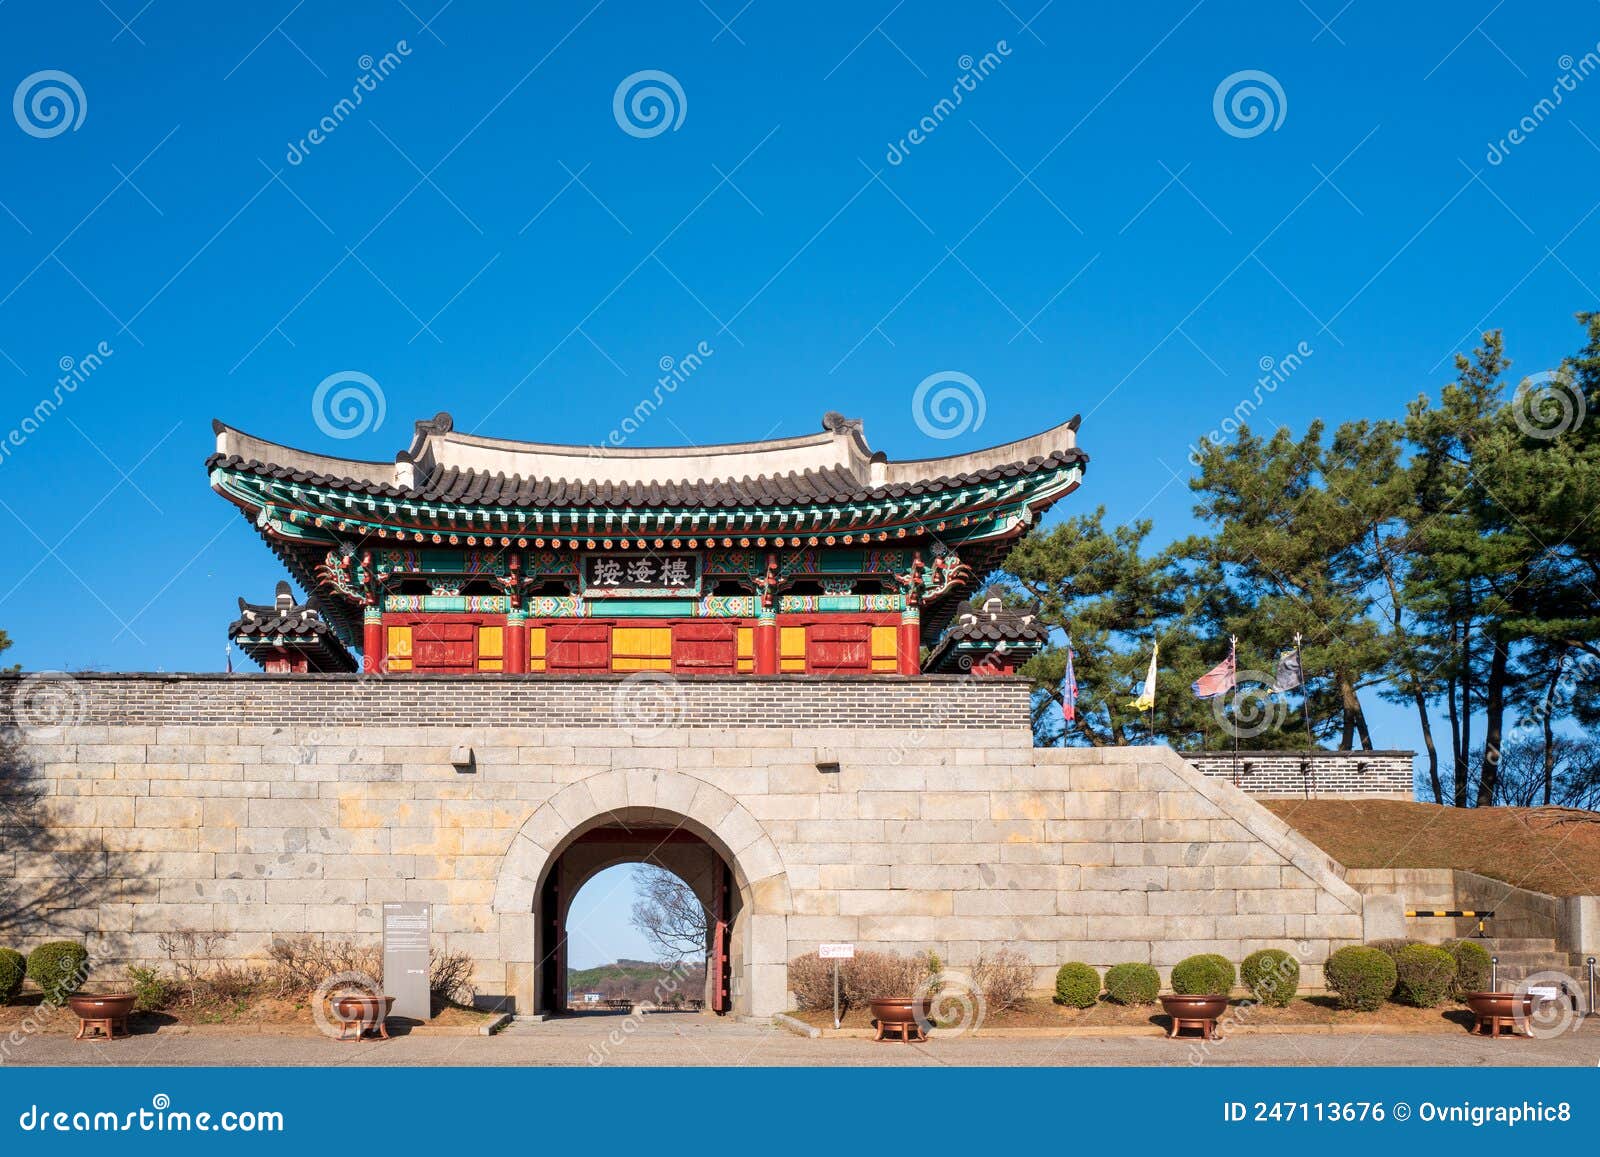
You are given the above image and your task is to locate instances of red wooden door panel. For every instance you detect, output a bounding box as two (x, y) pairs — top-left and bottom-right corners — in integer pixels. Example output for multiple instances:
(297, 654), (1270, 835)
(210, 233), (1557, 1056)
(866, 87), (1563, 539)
(547, 622), (611, 672)
(414, 621), (477, 671)
(807, 622), (871, 674)
(672, 622), (736, 674)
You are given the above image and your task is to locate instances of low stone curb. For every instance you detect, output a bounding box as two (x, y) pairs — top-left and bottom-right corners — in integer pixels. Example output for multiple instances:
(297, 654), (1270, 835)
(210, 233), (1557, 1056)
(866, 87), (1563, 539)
(773, 1013), (821, 1039)
(479, 1012), (513, 1035)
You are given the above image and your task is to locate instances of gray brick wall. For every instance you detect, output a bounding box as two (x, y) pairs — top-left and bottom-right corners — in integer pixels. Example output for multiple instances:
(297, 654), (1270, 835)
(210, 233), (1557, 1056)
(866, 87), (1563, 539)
(0, 672), (1031, 732)
(1185, 750), (1414, 798)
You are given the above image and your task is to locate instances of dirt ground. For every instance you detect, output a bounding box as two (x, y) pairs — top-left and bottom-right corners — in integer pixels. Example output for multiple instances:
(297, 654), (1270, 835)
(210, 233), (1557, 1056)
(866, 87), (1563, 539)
(0, 992), (494, 1034)
(1261, 798), (1600, 896)
(788, 995), (1476, 1032)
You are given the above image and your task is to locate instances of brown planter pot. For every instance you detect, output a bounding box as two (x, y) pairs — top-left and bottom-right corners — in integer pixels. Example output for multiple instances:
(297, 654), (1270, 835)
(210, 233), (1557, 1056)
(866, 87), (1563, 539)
(67, 992), (135, 1042)
(1465, 991), (1532, 1038)
(1160, 994), (1229, 1040)
(869, 997), (927, 1042)
(330, 994), (396, 1042)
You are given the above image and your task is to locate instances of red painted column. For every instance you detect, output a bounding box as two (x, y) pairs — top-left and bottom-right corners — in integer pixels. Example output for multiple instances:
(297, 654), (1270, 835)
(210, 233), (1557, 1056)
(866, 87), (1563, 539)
(898, 608), (921, 676)
(754, 613), (778, 674)
(362, 608), (383, 674)
(506, 612), (528, 674)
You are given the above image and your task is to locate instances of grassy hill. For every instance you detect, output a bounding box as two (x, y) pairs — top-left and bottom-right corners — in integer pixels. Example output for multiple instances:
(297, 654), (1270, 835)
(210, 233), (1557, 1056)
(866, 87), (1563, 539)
(1262, 798), (1600, 897)
(567, 959), (706, 1004)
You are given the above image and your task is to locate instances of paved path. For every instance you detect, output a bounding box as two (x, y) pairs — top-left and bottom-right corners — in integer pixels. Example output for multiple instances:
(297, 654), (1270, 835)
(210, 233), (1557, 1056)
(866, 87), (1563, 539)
(6, 1013), (1598, 1066)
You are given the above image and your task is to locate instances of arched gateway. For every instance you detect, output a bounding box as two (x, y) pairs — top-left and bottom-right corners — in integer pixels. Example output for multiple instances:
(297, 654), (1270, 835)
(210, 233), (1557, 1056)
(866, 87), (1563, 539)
(493, 769), (792, 1018)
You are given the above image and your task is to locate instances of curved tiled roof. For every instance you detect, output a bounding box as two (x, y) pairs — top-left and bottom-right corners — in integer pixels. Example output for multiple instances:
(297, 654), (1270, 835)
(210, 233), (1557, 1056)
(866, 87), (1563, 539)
(208, 411), (1086, 509)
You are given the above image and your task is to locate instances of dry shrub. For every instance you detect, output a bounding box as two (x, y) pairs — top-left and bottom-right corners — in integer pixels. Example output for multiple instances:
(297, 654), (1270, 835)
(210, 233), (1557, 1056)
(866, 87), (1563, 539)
(968, 947), (1032, 1012)
(141, 934), (477, 1013)
(787, 949), (935, 1011)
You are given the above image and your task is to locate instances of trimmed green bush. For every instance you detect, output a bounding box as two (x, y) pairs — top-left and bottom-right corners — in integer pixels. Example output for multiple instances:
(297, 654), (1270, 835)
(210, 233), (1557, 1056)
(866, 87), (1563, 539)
(1445, 939), (1491, 999)
(1103, 962), (1160, 1006)
(1392, 943), (1458, 1008)
(26, 941), (89, 1005)
(1170, 953), (1236, 996)
(1240, 948), (1300, 1007)
(0, 948), (25, 1003)
(1324, 946), (1397, 1012)
(1053, 962), (1101, 1008)
(127, 965), (171, 1013)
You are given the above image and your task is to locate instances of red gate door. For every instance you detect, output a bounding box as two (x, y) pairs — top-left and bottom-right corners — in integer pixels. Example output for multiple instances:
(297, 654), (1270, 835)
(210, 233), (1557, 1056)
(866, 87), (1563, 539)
(709, 863), (732, 1012)
(546, 622), (611, 672)
(672, 621), (737, 675)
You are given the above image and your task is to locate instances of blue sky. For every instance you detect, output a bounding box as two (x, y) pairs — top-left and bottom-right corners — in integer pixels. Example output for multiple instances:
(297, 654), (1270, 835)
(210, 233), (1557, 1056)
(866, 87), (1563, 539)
(2, 2), (1598, 958)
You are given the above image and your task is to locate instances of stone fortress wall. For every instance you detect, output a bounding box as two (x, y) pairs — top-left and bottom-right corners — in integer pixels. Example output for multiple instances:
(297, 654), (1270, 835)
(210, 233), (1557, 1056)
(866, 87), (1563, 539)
(1, 674), (1368, 1017)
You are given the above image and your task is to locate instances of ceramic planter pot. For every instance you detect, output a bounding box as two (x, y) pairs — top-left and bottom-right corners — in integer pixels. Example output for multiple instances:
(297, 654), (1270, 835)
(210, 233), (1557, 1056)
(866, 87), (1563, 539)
(869, 997), (927, 1042)
(1465, 991), (1532, 1037)
(67, 992), (135, 1042)
(330, 994), (396, 1042)
(1160, 994), (1229, 1040)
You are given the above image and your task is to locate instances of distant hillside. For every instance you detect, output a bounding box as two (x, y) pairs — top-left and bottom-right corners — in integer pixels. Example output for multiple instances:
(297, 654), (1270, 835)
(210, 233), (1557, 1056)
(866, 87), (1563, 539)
(568, 958), (706, 1004)
(1263, 799), (1600, 896)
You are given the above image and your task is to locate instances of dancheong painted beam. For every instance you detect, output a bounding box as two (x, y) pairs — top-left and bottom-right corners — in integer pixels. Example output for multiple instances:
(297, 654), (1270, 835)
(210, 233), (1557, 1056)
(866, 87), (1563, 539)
(209, 410), (1087, 676)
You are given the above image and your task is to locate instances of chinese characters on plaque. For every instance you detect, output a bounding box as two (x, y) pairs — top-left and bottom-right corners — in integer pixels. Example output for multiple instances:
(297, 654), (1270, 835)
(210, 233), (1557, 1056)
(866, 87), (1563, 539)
(583, 553), (700, 597)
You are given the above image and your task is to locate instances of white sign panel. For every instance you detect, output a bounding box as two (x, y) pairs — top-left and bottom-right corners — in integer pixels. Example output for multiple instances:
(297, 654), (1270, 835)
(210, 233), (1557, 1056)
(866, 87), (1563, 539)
(818, 942), (855, 959)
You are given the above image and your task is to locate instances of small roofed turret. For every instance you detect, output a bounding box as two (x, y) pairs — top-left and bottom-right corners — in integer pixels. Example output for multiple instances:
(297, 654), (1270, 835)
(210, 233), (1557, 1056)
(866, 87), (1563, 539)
(925, 596), (1050, 675)
(228, 581), (356, 673)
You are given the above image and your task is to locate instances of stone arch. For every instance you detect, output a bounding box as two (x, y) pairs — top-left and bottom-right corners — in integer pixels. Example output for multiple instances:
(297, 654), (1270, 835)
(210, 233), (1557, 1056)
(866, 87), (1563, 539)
(492, 768), (791, 1017)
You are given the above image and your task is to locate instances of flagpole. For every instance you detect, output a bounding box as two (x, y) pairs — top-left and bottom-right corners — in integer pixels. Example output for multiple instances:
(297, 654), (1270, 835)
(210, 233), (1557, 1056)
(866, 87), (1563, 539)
(1296, 632), (1313, 748)
(1230, 635), (1240, 787)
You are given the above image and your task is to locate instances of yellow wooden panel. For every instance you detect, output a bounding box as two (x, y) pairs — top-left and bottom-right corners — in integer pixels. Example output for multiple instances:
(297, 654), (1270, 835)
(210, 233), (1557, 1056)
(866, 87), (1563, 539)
(478, 626), (504, 659)
(387, 658), (413, 671)
(871, 626), (898, 660)
(871, 658), (898, 673)
(528, 657), (546, 672)
(613, 626), (671, 657)
(387, 625), (413, 658)
(612, 656), (673, 672)
(780, 627), (806, 658)
(736, 627), (754, 660)
(478, 659), (504, 671)
(527, 628), (547, 659)
(780, 658), (806, 672)
(736, 658), (754, 673)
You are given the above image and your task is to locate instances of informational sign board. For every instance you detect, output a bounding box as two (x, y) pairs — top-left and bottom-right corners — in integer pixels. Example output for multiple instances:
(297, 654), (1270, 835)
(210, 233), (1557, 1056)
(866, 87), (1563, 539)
(382, 901), (432, 1022)
(818, 943), (855, 959)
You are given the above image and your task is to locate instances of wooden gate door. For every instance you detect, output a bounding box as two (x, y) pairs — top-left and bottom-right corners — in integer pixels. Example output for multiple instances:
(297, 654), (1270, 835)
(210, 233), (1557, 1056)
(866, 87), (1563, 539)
(538, 868), (562, 1013)
(709, 862), (733, 1012)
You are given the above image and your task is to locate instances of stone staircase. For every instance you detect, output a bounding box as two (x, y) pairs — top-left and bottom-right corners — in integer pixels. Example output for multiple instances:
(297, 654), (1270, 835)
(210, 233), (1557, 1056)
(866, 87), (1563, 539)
(1483, 937), (1593, 1000)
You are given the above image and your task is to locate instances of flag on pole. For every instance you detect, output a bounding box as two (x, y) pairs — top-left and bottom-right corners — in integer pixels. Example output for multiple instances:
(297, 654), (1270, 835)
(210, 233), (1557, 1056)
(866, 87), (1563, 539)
(225, 645), (233, 674)
(1271, 647), (1304, 692)
(1191, 647), (1237, 699)
(1128, 641), (1159, 711)
(1061, 648), (1078, 723)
